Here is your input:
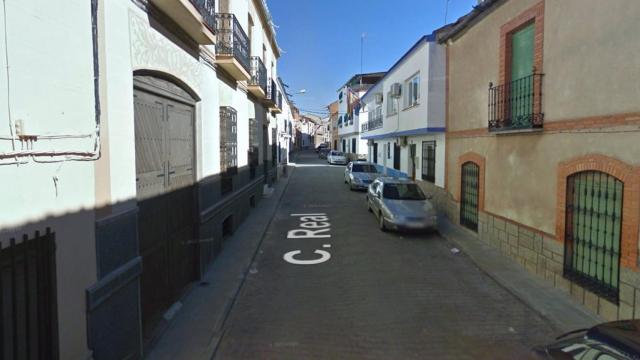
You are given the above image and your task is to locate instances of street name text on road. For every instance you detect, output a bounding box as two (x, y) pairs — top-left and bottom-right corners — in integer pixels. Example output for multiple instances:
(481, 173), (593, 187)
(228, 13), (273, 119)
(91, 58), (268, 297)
(283, 213), (332, 265)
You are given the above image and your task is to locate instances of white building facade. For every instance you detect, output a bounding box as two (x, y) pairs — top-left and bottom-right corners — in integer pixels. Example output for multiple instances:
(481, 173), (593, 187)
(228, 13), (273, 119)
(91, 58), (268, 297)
(360, 35), (446, 187)
(336, 73), (385, 159)
(0, 0), (286, 358)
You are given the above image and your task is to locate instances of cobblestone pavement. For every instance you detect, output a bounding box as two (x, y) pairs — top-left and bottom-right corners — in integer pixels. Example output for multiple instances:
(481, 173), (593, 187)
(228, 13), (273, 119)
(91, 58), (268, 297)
(213, 151), (557, 359)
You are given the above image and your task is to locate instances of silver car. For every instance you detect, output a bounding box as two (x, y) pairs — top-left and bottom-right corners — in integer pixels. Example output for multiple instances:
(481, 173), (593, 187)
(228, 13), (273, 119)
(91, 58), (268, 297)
(327, 151), (347, 165)
(366, 177), (437, 232)
(344, 162), (380, 190)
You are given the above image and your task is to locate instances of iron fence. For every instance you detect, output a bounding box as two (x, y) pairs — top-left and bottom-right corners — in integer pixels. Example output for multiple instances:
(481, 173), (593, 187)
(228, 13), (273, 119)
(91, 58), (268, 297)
(189, 0), (215, 33)
(1, 228), (58, 360)
(215, 13), (250, 73)
(249, 57), (267, 93)
(488, 73), (544, 131)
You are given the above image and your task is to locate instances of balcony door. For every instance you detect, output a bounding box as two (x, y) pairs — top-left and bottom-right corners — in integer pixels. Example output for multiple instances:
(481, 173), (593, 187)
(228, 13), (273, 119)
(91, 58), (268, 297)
(510, 23), (535, 126)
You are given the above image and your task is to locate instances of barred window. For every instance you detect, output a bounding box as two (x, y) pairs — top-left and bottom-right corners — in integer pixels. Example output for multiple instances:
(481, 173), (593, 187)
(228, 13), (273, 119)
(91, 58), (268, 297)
(564, 171), (623, 303)
(421, 141), (436, 183)
(220, 106), (237, 175)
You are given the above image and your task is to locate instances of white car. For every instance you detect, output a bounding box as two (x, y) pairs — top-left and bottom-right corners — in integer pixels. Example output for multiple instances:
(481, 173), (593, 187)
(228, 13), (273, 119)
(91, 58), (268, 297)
(327, 151), (347, 165)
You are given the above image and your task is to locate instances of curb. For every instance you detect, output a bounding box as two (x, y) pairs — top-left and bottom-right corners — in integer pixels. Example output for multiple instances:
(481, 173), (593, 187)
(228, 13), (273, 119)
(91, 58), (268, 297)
(208, 163), (296, 359)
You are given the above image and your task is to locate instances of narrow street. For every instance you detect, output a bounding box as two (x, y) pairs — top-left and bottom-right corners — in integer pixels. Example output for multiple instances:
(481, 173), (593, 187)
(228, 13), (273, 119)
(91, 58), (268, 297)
(213, 151), (556, 359)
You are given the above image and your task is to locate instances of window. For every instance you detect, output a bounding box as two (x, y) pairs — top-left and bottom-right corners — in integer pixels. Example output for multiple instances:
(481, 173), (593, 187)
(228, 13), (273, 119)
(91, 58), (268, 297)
(404, 73), (420, 108)
(382, 183), (426, 200)
(248, 118), (259, 179)
(351, 138), (356, 153)
(421, 141), (436, 183)
(386, 143), (390, 159)
(564, 171), (623, 302)
(386, 91), (397, 116)
(220, 106), (237, 195)
(220, 106), (238, 174)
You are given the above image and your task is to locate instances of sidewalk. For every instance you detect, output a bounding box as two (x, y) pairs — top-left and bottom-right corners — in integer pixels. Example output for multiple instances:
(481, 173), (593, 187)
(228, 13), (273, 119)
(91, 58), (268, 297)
(437, 216), (603, 333)
(146, 166), (294, 360)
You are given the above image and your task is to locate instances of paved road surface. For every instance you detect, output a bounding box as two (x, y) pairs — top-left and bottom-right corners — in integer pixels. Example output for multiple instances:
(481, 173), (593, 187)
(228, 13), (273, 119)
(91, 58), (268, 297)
(213, 151), (555, 359)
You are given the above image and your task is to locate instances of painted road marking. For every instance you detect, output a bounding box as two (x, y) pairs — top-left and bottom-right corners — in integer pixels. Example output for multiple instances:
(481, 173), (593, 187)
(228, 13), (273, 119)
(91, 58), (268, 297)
(283, 213), (332, 265)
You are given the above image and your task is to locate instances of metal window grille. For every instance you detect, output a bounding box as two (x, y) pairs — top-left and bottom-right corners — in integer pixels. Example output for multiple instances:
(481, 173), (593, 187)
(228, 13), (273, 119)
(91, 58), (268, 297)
(564, 171), (623, 303)
(271, 128), (277, 167)
(421, 141), (436, 183)
(220, 106), (237, 176)
(1, 229), (58, 360)
(248, 119), (259, 179)
(460, 162), (479, 231)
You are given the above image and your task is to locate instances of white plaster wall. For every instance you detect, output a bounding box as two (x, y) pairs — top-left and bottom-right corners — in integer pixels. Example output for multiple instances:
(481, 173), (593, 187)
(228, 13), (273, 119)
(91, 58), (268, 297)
(361, 40), (446, 135)
(0, 1), (98, 359)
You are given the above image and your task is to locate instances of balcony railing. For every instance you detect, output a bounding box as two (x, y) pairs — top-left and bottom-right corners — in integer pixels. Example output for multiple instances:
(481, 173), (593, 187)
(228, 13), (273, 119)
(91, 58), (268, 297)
(215, 13), (250, 73)
(361, 114), (383, 132)
(189, 0), (215, 32)
(266, 78), (277, 104)
(249, 57), (267, 93)
(276, 89), (283, 110)
(488, 73), (544, 132)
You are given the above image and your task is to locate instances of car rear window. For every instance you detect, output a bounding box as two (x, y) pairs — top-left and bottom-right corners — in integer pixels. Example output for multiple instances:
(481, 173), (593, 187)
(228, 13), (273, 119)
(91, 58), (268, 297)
(352, 164), (378, 173)
(383, 183), (426, 200)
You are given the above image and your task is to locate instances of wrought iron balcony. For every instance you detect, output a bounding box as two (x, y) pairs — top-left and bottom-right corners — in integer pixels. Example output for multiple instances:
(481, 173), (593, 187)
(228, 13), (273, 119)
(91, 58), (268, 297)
(248, 57), (267, 97)
(189, 0), (215, 33)
(361, 113), (383, 132)
(215, 13), (250, 80)
(265, 78), (277, 107)
(150, 0), (215, 44)
(488, 73), (544, 132)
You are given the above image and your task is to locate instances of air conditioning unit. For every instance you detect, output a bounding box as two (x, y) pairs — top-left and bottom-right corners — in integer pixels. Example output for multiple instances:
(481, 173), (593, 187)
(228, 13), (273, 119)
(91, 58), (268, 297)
(374, 93), (383, 104)
(390, 83), (402, 98)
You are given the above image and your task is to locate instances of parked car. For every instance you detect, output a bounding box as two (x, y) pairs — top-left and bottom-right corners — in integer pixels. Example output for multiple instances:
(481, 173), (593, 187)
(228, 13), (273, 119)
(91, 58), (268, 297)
(318, 148), (330, 159)
(315, 143), (329, 153)
(531, 320), (640, 359)
(366, 177), (437, 232)
(344, 162), (380, 190)
(327, 151), (347, 165)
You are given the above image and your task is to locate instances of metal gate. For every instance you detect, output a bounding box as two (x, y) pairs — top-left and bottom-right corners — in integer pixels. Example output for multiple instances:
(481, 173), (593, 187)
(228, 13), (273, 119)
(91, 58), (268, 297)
(460, 162), (479, 231)
(564, 171), (623, 302)
(133, 75), (197, 344)
(0, 229), (58, 360)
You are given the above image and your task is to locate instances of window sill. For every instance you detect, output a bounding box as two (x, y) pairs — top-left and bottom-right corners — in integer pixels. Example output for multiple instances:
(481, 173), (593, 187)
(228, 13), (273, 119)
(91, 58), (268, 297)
(402, 103), (420, 112)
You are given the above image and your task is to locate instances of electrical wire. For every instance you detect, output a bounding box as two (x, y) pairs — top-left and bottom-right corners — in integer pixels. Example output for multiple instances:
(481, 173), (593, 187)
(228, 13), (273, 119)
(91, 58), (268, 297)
(2, 0), (17, 161)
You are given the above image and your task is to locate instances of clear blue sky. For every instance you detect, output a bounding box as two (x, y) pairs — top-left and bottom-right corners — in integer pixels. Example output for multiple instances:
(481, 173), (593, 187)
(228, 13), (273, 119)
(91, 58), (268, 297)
(268, 0), (478, 116)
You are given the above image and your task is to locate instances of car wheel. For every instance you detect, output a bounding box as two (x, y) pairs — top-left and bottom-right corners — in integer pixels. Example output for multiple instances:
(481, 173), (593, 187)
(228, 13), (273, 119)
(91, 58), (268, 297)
(379, 212), (387, 232)
(367, 198), (372, 212)
(349, 181), (355, 191)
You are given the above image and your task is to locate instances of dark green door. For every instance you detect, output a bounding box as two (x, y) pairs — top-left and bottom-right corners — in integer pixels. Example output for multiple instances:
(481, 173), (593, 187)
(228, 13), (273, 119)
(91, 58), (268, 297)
(460, 162), (479, 232)
(510, 23), (534, 127)
(564, 171), (623, 302)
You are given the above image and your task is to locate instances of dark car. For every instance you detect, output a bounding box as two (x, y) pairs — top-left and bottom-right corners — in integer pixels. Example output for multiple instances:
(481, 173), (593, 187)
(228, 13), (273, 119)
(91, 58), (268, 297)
(531, 320), (640, 359)
(318, 148), (330, 159)
(315, 143), (329, 153)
